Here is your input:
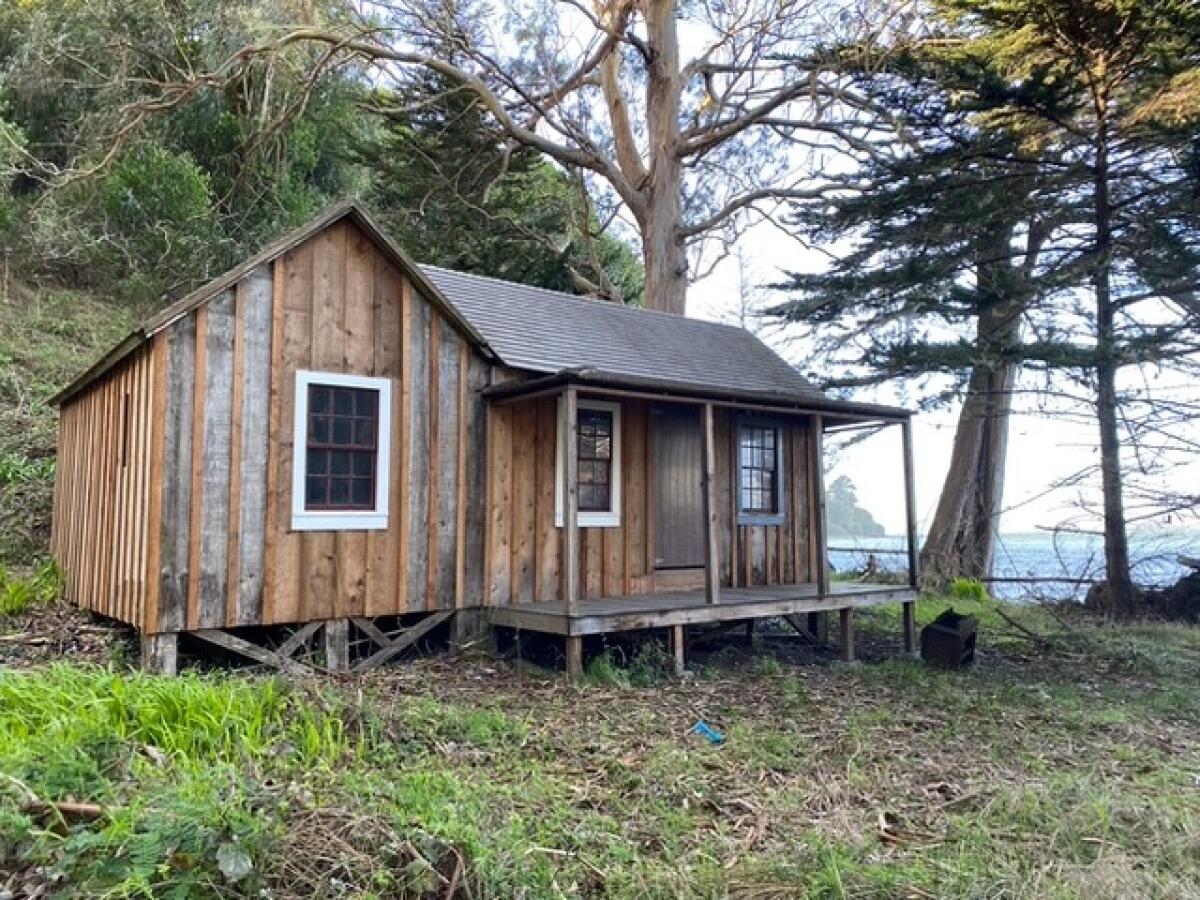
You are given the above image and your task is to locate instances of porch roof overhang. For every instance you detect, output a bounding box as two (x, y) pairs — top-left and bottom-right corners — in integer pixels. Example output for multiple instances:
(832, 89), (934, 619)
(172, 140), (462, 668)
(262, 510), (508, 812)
(482, 366), (911, 426)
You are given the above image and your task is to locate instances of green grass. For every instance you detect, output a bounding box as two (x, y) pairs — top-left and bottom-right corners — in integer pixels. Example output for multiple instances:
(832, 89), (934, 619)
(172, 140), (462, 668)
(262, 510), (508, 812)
(0, 559), (63, 617)
(2, 603), (1199, 897)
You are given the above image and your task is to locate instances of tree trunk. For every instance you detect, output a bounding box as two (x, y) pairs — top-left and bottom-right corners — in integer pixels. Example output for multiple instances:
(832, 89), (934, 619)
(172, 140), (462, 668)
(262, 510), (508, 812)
(920, 324), (1016, 588)
(642, 0), (688, 316)
(1090, 100), (1137, 618)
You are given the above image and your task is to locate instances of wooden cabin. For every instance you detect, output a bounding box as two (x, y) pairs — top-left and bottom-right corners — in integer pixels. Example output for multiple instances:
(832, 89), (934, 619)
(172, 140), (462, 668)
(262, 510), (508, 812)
(50, 202), (919, 675)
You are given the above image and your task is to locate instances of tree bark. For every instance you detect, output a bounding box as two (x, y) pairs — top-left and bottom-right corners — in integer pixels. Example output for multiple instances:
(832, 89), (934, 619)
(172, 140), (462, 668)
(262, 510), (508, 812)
(920, 315), (1016, 587)
(641, 0), (688, 315)
(921, 224), (1023, 588)
(1090, 95), (1137, 618)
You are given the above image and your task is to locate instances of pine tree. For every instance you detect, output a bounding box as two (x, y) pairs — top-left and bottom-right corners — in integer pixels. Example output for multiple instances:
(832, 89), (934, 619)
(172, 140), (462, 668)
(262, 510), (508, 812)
(775, 0), (1200, 610)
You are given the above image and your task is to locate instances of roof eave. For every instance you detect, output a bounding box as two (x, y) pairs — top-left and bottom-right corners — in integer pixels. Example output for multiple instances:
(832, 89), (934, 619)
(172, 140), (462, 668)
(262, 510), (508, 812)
(483, 367), (912, 421)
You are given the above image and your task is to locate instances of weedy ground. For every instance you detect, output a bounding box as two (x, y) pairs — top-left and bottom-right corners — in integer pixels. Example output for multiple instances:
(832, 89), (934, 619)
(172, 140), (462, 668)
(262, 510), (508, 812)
(1, 597), (1198, 899)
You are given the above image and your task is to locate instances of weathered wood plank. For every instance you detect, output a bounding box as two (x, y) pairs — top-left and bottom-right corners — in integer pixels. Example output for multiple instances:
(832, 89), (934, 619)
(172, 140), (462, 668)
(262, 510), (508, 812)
(196, 289), (236, 629)
(395, 278), (412, 613)
(352, 610), (453, 672)
(813, 417), (829, 598)
(463, 354), (489, 607)
(367, 254), (403, 617)
(509, 401), (537, 604)
(487, 584), (915, 636)
(144, 336), (167, 633)
(562, 387), (579, 614)
(534, 397), (558, 603)
(406, 294), (431, 610)
(701, 403), (720, 605)
(234, 265), (273, 625)
(157, 316), (196, 633)
(454, 342), (468, 607)
(277, 620), (323, 659)
(839, 606), (855, 662)
(193, 628), (310, 674)
(486, 404), (512, 605)
(225, 283), (246, 627)
(433, 320), (460, 609)
(324, 618), (351, 673)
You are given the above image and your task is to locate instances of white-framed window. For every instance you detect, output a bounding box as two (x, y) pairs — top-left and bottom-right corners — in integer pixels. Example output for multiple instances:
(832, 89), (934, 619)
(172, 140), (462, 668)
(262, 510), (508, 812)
(291, 370), (392, 531)
(736, 417), (786, 526)
(555, 398), (622, 528)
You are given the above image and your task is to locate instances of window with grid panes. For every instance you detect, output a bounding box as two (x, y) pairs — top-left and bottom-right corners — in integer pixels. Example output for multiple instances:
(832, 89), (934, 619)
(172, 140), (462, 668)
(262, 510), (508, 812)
(304, 384), (379, 510)
(738, 425), (779, 515)
(576, 408), (613, 512)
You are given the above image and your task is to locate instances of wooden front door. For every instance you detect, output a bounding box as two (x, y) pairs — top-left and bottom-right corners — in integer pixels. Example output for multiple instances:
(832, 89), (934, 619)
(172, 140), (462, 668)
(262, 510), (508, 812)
(652, 404), (705, 569)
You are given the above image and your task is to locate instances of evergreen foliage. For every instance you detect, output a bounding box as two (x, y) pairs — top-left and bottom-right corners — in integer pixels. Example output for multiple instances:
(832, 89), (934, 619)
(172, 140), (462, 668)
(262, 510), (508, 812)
(826, 476), (886, 539)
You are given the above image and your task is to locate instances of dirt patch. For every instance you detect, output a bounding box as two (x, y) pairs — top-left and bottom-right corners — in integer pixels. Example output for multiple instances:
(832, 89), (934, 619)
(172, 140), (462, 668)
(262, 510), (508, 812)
(0, 602), (132, 668)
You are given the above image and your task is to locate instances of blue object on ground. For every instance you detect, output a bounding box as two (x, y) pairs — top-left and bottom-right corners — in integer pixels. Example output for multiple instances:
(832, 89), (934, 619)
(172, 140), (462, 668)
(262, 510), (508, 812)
(689, 720), (725, 744)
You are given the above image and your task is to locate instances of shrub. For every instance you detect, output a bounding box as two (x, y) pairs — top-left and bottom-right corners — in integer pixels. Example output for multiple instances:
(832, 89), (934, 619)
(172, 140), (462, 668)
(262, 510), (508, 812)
(950, 577), (991, 604)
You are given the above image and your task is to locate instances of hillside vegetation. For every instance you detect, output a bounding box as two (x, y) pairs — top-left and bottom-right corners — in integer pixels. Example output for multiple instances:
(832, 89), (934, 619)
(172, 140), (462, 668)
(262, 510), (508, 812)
(0, 281), (133, 567)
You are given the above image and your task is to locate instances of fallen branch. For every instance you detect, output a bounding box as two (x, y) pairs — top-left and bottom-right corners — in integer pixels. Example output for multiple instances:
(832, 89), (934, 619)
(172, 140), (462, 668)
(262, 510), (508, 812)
(22, 798), (105, 823)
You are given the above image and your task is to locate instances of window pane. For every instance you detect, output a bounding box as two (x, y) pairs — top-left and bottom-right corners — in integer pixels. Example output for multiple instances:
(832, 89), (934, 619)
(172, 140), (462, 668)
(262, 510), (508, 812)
(351, 478), (372, 506)
(355, 419), (375, 446)
(307, 450), (327, 476)
(310, 387), (329, 413)
(352, 451), (373, 476)
(310, 416), (329, 443)
(355, 390), (376, 416)
(331, 450), (350, 475)
(333, 389), (353, 415)
(330, 478), (350, 506)
(332, 418), (352, 445)
(306, 477), (327, 506)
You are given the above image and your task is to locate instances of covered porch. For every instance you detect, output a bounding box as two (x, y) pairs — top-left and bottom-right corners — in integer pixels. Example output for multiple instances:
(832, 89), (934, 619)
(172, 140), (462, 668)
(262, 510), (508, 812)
(482, 368), (922, 675)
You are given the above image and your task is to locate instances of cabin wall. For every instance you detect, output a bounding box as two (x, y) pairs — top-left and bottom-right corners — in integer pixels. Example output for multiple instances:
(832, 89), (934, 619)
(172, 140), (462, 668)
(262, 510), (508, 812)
(484, 400), (818, 605)
(146, 218), (489, 633)
(51, 344), (156, 628)
(716, 412), (816, 589)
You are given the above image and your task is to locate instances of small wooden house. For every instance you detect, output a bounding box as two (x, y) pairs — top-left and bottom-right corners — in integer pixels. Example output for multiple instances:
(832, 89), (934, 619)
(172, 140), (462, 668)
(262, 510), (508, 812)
(51, 203), (919, 675)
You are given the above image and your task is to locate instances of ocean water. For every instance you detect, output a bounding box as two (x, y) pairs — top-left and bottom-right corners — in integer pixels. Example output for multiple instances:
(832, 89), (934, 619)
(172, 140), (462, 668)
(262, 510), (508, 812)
(828, 529), (1198, 601)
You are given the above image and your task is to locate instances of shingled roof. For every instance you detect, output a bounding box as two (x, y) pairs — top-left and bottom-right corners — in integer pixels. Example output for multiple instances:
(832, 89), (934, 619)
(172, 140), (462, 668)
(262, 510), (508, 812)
(421, 266), (826, 402)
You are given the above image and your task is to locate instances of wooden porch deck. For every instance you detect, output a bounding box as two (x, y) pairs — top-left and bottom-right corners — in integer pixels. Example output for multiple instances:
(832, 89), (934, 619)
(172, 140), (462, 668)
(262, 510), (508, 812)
(487, 581), (917, 637)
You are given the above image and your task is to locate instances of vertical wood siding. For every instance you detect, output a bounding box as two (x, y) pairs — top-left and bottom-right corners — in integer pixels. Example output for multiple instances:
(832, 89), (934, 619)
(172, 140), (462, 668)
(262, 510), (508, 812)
(51, 344), (156, 627)
(138, 218), (488, 631)
(484, 402), (816, 603)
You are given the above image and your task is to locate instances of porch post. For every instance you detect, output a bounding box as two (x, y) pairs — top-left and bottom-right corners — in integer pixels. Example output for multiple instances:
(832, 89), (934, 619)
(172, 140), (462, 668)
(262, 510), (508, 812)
(812, 415), (829, 599)
(901, 418), (919, 653)
(562, 385), (580, 616)
(901, 418), (920, 589)
(701, 402), (720, 605)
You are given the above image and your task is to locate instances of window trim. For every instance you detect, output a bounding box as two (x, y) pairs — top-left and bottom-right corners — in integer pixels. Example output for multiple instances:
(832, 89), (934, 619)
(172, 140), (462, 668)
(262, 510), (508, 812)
(736, 416), (787, 526)
(555, 398), (622, 529)
(291, 370), (392, 531)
